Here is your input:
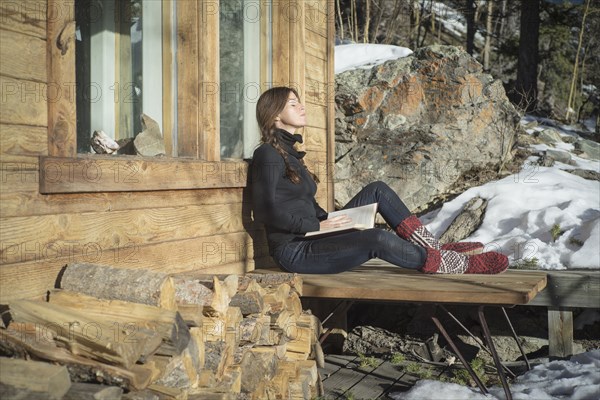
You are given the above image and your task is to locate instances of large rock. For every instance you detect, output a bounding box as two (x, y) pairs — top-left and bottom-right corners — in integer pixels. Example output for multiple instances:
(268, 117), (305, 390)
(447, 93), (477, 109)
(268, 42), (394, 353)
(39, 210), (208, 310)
(334, 45), (521, 211)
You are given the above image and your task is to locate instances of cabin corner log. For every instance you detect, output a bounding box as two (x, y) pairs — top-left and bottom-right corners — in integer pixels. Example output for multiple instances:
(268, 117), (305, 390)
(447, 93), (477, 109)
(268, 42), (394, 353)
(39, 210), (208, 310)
(60, 263), (177, 310)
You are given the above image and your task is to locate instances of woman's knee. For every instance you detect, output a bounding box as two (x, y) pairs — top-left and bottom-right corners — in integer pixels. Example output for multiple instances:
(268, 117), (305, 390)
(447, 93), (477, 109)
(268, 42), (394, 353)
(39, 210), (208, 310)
(364, 181), (389, 193)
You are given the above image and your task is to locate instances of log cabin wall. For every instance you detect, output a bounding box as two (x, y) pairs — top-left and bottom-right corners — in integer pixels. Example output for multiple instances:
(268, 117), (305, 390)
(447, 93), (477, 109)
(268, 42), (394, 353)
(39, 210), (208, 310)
(0, 0), (335, 303)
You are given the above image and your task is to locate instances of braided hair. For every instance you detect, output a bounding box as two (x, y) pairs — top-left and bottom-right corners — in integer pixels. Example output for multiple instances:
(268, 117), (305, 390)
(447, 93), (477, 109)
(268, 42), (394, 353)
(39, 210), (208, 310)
(256, 87), (319, 184)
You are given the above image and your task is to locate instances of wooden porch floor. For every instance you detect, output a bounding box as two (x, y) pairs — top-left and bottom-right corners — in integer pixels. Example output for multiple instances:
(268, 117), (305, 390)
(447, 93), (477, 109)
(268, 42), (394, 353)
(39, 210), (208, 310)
(319, 354), (419, 400)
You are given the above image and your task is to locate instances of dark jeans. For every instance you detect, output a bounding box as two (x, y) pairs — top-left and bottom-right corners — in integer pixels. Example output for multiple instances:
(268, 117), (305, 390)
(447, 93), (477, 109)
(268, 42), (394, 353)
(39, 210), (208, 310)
(274, 181), (427, 274)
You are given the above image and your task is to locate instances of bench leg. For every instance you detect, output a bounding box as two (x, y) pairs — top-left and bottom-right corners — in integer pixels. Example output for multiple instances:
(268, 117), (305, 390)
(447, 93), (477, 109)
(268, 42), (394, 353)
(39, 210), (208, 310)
(430, 311), (489, 395)
(548, 307), (574, 359)
(502, 307), (531, 371)
(478, 306), (512, 400)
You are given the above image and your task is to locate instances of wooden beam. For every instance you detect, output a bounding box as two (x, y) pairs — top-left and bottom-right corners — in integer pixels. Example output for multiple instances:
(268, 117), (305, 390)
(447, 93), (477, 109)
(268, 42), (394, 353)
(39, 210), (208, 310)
(527, 270), (600, 308)
(198, 0), (220, 161)
(0, 0), (46, 39)
(47, 0), (76, 157)
(548, 307), (574, 359)
(39, 155), (248, 193)
(176, 0), (200, 158)
(0, 29), (46, 82)
(326, 0), (335, 212)
(0, 76), (47, 127)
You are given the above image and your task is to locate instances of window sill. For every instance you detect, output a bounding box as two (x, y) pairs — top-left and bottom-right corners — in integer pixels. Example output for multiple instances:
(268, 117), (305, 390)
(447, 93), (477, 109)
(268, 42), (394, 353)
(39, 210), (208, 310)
(39, 155), (248, 194)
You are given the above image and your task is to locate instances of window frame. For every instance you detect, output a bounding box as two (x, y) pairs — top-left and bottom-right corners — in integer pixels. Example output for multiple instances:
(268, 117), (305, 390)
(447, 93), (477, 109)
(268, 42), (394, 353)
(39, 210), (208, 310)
(43, 0), (274, 193)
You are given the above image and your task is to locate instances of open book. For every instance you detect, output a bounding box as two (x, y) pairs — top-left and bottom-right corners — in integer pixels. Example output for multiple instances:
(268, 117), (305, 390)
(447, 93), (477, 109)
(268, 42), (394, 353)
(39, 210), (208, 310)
(304, 203), (378, 237)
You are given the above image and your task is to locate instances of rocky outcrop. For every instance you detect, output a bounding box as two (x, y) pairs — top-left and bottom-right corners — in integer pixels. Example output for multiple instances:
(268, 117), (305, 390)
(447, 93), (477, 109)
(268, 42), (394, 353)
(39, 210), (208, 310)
(334, 45), (521, 212)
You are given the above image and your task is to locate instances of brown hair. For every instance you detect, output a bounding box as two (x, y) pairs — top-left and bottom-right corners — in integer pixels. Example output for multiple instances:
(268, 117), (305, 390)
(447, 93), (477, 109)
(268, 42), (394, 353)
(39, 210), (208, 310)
(256, 87), (318, 184)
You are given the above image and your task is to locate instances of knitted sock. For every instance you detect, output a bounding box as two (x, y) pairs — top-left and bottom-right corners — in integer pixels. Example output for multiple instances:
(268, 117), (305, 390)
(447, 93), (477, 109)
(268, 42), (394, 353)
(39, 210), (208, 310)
(421, 248), (509, 274)
(396, 215), (484, 254)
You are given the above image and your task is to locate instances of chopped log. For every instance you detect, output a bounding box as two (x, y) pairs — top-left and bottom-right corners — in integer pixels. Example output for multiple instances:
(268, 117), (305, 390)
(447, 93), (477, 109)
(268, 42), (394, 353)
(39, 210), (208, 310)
(239, 347), (278, 394)
(238, 317), (261, 344)
(204, 341), (231, 380)
(203, 315), (226, 342)
(229, 291), (265, 315)
(188, 327), (205, 369)
(63, 382), (124, 400)
(283, 327), (312, 360)
(266, 361), (296, 398)
(285, 291), (303, 317)
(147, 384), (187, 400)
(225, 307), (242, 347)
(152, 354), (197, 390)
(60, 263), (177, 311)
(254, 315), (275, 346)
(48, 290), (191, 356)
(172, 276), (230, 317)
(0, 357), (71, 400)
(244, 280), (267, 297)
(263, 283), (291, 314)
(121, 389), (160, 400)
(237, 273), (303, 296)
(187, 391), (237, 400)
(8, 300), (159, 368)
(0, 324), (154, 390)
(271, 310), (295, 339)
(213, 365), (241, 394)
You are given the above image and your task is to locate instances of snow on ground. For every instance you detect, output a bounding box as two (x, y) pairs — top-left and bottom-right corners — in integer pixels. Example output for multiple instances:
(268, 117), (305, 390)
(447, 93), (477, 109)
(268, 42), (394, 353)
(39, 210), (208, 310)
(420, 120), (600, 270)
(391, 349), (600, 400)
(334, 43), (412, 74)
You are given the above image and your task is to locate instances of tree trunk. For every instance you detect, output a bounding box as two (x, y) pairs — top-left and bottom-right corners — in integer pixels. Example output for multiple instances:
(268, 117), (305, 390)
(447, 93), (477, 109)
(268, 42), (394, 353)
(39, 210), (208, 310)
(515, 0), (540, 112)
(483, 0), (493, 70)
(466, 0), (476, 55)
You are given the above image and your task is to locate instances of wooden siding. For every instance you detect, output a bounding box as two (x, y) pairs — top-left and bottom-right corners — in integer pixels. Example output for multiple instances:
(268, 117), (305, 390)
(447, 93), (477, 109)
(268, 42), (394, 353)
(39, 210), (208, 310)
(0, 0), (334, 303)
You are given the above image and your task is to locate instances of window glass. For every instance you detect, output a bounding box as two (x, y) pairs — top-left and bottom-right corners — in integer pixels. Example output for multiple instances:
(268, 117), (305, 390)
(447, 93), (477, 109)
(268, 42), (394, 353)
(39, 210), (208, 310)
(75, 0), (169, 154)
(219, 0), (269, 159)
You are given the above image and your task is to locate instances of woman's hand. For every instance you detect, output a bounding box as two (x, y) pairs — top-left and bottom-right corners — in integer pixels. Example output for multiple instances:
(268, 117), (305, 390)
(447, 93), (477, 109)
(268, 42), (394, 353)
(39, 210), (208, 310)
(319, 214), (353, 231)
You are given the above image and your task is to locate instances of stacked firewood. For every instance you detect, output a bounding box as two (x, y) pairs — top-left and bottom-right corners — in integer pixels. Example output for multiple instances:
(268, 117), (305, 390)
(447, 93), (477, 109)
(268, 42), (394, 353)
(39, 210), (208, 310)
(0, 263), (323, 399)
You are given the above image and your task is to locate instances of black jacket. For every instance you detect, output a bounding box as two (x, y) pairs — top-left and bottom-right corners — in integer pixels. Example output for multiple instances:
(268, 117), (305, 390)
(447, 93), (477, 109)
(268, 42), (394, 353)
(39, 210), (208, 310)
(251, 129), (327, 254)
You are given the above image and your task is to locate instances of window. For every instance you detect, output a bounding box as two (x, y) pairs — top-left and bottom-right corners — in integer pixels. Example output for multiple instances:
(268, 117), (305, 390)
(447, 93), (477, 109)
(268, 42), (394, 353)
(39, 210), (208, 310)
(219, 0), (271, 159)
(75, 0), (175, 154)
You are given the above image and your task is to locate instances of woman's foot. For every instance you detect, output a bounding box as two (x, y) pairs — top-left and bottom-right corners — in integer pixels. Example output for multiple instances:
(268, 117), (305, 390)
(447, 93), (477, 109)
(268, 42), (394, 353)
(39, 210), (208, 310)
(396, 215), (484, 254)
(421, 248), (508, 274)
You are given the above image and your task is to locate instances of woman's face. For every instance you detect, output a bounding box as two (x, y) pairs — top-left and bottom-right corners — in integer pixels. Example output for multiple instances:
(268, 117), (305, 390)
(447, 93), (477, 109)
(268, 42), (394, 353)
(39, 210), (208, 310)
(275, 92), (306, 133)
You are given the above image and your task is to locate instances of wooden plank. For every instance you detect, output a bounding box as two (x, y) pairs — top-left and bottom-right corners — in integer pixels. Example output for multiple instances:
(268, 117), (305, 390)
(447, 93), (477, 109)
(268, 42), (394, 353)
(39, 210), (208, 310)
(548, 308), (574, 358)
(198, 0), (220, 161)
(272, 1), (290, 85)
(0, 124), (47, 156)
(0, 29), (46, 82)
(0, 232), (270, 302)
(305, 0), (328, 37)
(289, 0), (306, 98)
(0, 161), (39, 193)
(0, 76), (47, 126)
(326, 0), (335, 212)
(176, 0), (199, 158)
(162, 0), (174, 157)
(0, 0), (46, 39)
(527, 270), (600, 308)
(306, 29), (327, 60)
(0, 187), (244, 218)
(47, 0), (76, 157)
(0, 357), (71, 399)
(0, 202), (251, 265)
(304, 126), (327, 150)
(256, 262), (548, 305)
(39, 156), (248, 193)
(305, 102), (327, 129)
(306, 53), (327, 84)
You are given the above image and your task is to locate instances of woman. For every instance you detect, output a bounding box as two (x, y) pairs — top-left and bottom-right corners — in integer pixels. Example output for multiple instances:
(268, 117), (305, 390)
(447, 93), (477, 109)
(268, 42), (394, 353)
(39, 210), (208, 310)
(251, 87), (508, 275)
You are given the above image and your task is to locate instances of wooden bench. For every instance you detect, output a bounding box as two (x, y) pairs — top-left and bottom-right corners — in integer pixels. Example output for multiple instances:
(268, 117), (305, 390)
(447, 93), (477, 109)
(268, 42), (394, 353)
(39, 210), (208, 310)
(253, 260), (600, 400)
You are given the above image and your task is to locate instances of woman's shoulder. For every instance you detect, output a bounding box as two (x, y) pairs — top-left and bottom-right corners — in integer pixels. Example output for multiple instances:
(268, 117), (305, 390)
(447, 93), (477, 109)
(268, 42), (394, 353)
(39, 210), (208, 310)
(253, 143), (282, 163)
